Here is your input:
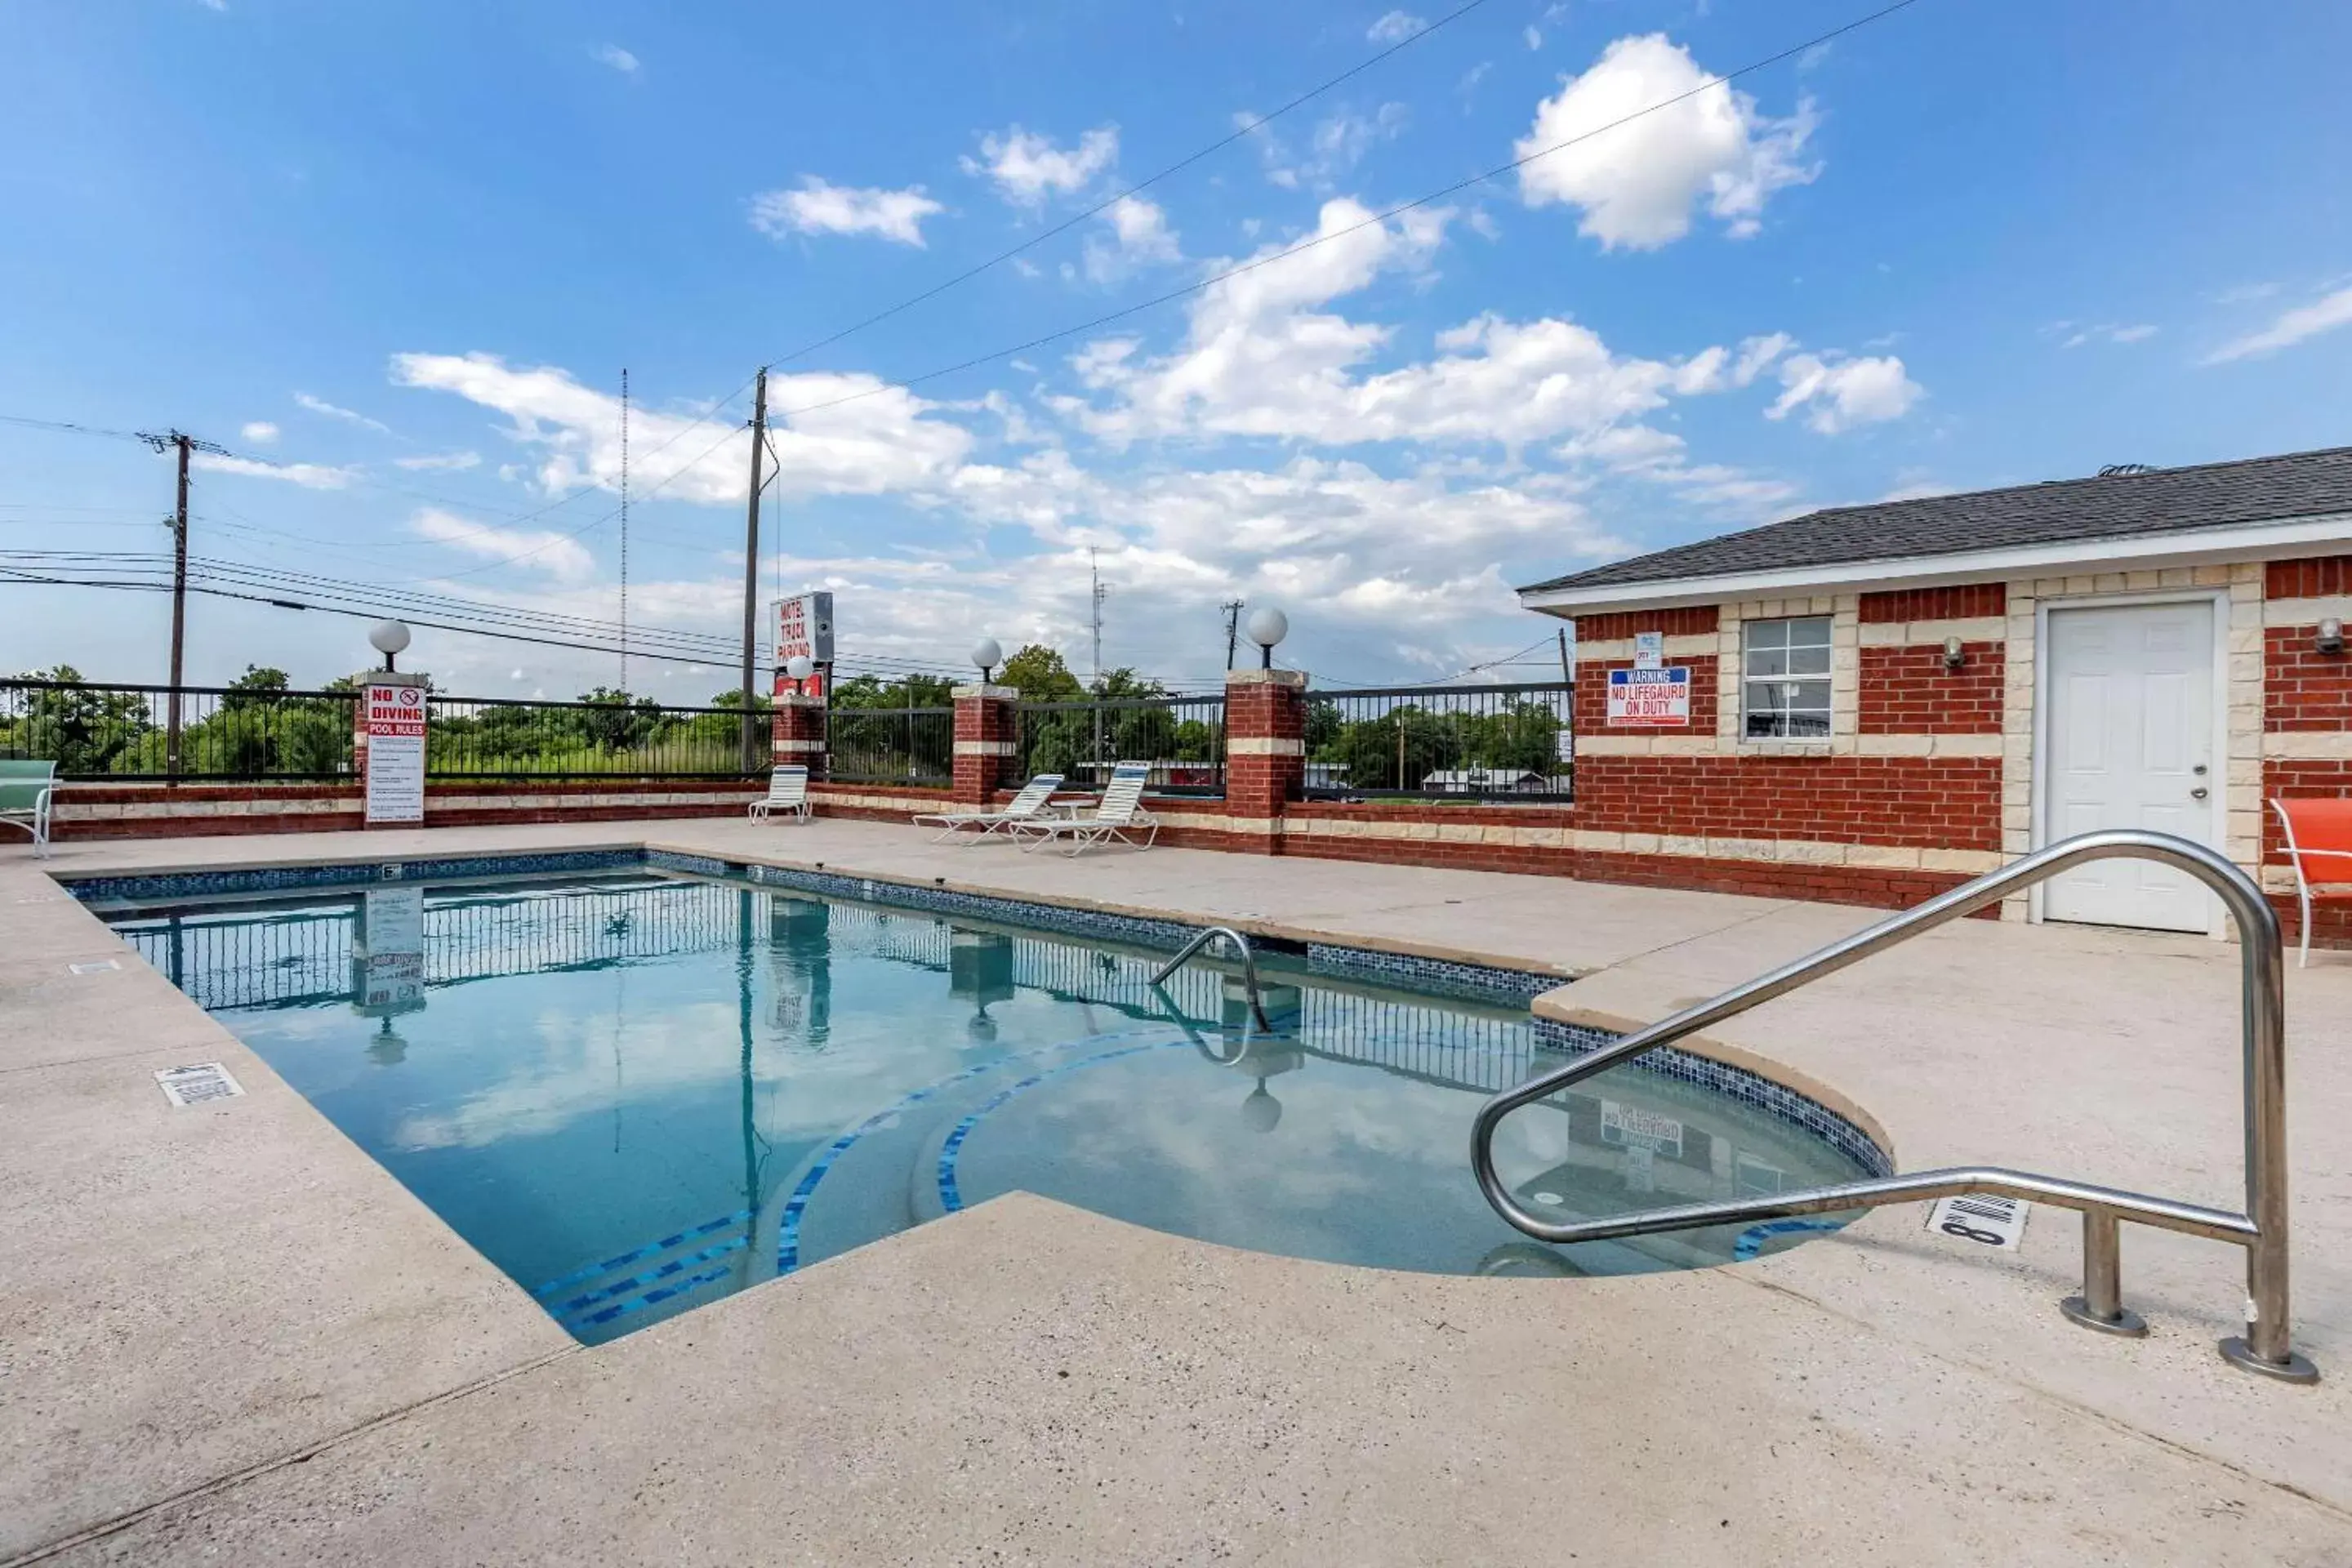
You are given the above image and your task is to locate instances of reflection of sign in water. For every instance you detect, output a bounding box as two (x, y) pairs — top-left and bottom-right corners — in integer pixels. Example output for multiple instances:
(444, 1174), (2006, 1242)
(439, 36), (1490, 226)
(363, 682), (427, 824)
(353, 887), (427, 1018)
(1606, 667), (1690, 728)
(1600, 1099), (1684, 1157)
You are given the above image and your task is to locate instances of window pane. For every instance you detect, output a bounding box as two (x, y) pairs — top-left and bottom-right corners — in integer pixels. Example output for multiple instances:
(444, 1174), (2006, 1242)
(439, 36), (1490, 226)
(1746, 647), (1789, 678)
(1745, 679), (1788, 713)
(1788, 616), (1832, 647)
(1786, 679), (1830, 711)
(1787, 644), (1831, 675)
(1784, 710), (1831, 738)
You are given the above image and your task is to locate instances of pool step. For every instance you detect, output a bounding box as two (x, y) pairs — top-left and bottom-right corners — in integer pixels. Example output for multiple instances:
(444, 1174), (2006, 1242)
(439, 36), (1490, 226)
(531, 1208), (755, 1336)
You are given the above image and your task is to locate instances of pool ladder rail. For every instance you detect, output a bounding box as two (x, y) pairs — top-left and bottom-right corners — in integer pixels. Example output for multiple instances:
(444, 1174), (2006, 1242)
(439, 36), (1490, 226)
(1149, 926), (1272, 1033)
(1470, 828), (2320, 1384)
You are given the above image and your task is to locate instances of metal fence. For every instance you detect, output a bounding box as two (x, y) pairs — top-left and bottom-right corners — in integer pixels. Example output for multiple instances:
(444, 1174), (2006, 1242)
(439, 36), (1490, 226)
(427, 694), (768, 779)
(0, 679), (775, 781)
(1014, 693), (1227, 795)
(0, 679), (359, 780)
(826, 704), (953, 786)
(1305, 682), (1573, 802)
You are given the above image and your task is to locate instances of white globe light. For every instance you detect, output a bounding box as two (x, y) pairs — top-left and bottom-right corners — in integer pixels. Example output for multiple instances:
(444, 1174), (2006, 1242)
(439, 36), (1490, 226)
(970, 637), (1002, 671)
(368, 620), (412, 656)
(784, 655), (814, 681)
(1245, 607), (1289, 648)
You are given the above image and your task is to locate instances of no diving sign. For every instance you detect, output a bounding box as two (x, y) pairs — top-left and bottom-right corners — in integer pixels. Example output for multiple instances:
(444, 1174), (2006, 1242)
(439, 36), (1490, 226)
(1606, 666), (1690, 728)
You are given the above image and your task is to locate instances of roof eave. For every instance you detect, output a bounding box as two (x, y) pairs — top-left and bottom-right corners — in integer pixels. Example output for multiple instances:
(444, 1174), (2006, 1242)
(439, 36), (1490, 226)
(1517, 513), (2352, 618)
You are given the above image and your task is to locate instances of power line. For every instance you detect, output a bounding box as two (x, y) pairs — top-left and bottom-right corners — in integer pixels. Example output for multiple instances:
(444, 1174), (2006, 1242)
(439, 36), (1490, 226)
(767, 0), (1929, 426)
(760, 0), (1498, 372)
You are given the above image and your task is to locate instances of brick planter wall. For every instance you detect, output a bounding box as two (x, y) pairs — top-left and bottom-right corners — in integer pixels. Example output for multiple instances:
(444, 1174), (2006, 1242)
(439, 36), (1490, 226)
(47, 779), (764, 840)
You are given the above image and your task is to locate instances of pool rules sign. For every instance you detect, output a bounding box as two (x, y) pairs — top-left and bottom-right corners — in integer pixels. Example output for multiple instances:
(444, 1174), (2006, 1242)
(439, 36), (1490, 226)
(363, 681), (427, 824)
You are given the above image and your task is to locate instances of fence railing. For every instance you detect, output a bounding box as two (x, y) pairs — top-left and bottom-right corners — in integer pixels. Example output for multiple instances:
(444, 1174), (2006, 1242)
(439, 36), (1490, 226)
(826, 704), (953, 787)
(1014, 693), (1227, 795)
(0, 679), (359, 780)
(1305, 682), (1573, 802)
(1, 679), (774, 782)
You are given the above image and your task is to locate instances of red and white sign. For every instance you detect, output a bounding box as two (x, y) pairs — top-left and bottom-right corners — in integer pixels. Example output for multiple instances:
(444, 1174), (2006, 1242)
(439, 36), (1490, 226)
(1605, 666), (1690, 728)
(363, 681), (427, 824)
(773, 667), (827, 702)
(771, 590), (835, 666)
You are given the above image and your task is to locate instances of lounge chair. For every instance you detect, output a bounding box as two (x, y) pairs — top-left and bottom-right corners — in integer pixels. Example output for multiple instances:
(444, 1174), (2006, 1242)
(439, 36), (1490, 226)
(748, 765), (811, 824)
(0, 760), (56, 858)
(911, 773), (1066, 843)
(1010, 762), (1159, 856)
(2270, 796), (2352, 965)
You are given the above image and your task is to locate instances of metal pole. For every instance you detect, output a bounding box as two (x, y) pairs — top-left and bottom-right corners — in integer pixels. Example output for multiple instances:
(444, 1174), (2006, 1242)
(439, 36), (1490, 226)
(739, 368), (768, 773)
(2063, 1209), (2145, 1335)
(166, 434), (190, 777)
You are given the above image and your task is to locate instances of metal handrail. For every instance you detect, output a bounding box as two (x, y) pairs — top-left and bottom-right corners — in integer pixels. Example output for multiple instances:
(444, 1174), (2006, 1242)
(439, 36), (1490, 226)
(1470, 829), (2319, 1383)
(1150, 926), (1272, 1031)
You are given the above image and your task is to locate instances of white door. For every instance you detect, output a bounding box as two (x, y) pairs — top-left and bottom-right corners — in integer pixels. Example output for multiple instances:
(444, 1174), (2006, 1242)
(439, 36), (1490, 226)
(2042, 600), (2217, 932)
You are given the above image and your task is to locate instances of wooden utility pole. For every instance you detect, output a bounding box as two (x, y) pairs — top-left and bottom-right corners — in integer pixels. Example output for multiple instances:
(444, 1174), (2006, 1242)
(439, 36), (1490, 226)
(167, 433), (190, 775)
(739, 368), (768, 773)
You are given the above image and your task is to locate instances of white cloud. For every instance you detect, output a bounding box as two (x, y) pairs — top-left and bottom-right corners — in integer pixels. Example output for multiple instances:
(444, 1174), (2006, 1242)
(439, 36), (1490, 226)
(2055, 322), (2158, 349)
(1766, 352), (1922, 434)
(1516, 33), (1818, 248)
(239, 421), (278, 444)
(394, 449), (483, 471)
(1368, 11), (1423, 42)
(2204, 286), (2352, 363)
(388, 352), (973, 502)
(2214, 281), (2280, 305)
(1083, 195), (1182, 283)
(962, 125), (1118, 207)
(1524, 24), (1543, 50)
(748, 178), (944, 247)
(1244, 104), (1408, 192)
(410, 507), (595, 582)
(190, 452), (354, 489)
(293, 391), (392, 435)
(593, 43), (638, 74)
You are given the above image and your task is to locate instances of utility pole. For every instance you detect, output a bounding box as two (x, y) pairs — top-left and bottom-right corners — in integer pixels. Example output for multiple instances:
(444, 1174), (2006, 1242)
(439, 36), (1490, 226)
(739, 368), (768, 773)
(618, 368), (630, 693)
(138, 429), (224, 777)
(1557, 626), (1571, 683)
(1089, 547), (1109, 779)
(1220, 599), (1245, 671)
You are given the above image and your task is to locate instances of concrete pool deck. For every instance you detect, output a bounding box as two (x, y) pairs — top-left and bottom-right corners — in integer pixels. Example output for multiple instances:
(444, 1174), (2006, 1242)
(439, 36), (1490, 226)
(3, 817), (2350, 1564)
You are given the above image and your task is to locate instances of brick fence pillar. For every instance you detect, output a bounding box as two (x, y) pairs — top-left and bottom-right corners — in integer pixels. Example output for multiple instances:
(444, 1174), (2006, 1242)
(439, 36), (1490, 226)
(952, 684), (1019, 804)
(771, 695), (827, 781)
(1225, 669), (1307, 831)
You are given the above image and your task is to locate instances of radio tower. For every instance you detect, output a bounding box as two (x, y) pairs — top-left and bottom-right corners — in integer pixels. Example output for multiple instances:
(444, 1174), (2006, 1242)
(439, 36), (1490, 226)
(618, 367), (630, 693)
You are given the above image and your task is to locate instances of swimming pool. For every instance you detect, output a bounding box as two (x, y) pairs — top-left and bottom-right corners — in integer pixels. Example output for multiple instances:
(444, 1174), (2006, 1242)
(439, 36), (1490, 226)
(92, 858), (1882, 1344)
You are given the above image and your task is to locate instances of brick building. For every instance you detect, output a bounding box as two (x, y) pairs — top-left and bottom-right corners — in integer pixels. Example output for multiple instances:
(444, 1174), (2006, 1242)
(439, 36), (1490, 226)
(1519, 446), (2352, 936)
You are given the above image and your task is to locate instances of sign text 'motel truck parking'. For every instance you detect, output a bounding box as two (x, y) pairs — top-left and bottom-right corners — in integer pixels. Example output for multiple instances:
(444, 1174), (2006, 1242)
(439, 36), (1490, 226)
(1605, 666), (1690, 728)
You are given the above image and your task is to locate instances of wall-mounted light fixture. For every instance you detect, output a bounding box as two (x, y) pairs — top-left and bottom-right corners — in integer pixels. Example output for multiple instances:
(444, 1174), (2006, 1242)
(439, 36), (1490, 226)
(1942, 635), (1967, 671)
(2319, 617), (2345, 656)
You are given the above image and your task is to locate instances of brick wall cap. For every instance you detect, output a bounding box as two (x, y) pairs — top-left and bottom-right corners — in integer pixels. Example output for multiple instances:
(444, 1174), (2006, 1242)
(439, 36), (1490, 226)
(1227, 668), (1309, 689)
(951, 684), (1020, 701)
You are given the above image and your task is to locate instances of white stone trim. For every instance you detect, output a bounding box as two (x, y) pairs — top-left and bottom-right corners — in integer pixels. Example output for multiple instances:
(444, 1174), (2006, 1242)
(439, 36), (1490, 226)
(952, 739), (1018, 756)
(1227, 737), (1306, 756)
(1573, 733), (1723, 757)
(1273, 813), (2004, 874)
(950, 684), (1018, 701)
(2264, 730), (2352, 760)
(2261, 595), (2352, 627)
(770, 739), (824, 755)
(1856, 616), (2008, 647)
(1567, 632), (1719, 661)
(1851, 732), (2004, 758)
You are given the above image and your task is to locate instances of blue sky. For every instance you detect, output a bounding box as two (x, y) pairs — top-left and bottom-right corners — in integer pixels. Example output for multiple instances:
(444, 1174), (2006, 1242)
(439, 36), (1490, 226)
(3, 0), (2348, 697)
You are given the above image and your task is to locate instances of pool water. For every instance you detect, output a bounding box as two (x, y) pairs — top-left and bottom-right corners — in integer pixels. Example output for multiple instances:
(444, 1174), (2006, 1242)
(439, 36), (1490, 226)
(106, 871), (1875, 1344)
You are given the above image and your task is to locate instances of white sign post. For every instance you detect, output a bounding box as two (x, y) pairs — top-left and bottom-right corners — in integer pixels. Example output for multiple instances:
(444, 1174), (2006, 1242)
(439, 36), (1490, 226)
(363, 681), (427, 825)
(1605, 667), (1690, 728)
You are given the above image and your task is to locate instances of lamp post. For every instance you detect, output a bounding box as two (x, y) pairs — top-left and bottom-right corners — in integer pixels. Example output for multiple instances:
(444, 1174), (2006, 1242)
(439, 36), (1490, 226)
(1245, 607), (1288, 670)
(784, 655), (814, 696)
(970, 637), (1002, 684)
(368, 620), (412, 674)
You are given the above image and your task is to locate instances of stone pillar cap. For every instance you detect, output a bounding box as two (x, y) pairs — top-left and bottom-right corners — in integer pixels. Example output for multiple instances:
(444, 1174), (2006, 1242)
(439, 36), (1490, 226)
(1225, 668), (1308, 689)
(952, 683), (1021, 701)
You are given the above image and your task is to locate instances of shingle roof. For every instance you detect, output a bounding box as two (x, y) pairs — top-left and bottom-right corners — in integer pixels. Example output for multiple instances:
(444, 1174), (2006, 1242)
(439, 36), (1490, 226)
(1521, 444), (2352, 595)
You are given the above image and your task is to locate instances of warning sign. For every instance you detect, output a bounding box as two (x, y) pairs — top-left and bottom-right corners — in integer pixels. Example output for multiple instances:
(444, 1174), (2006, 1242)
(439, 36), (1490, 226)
(1606, 667), (1690, 728)
(363, 682), (426, 824)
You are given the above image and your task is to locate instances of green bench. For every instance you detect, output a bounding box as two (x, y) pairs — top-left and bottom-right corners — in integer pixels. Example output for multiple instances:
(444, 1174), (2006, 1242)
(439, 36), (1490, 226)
(0, 760), (58, 858)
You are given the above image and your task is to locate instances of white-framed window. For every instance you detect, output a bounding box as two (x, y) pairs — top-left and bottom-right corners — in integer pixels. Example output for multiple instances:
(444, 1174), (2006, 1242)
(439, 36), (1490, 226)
(1742, 615), (1833, 739)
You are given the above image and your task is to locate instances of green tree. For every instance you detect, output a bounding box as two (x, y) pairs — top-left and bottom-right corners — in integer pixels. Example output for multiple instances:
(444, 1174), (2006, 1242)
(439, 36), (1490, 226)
(1334, 706), (1460, 792)
(577, 687), (661, 751)
(4, 665), (154, 775)
(997, 644), (1083, 702)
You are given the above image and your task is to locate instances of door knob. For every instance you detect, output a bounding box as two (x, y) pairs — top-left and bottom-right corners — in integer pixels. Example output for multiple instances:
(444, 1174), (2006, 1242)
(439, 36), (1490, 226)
(2191, 786), (2210, 800)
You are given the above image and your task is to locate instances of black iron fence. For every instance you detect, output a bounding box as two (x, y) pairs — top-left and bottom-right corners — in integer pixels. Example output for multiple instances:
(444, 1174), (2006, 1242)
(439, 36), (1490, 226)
(1, 679), (774, 782)
(1014, 693), (1226, 795)
(0, 679), (359, 779)
(1306, 682), (1573, 802)
(826, 704), (953, 786)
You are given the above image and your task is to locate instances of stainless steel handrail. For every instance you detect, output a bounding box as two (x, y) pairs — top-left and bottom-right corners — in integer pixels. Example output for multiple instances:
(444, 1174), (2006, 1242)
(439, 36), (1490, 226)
(1151, 926), (1272, 1031)
(1470, 829), (2319, 1383)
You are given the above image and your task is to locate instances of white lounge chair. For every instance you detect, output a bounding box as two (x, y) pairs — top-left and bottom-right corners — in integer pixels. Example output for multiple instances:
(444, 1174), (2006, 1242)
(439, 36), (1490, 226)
(911, 773), (1065, 843)
(1010, 762), (1159, 856)
(0, 760), (57, 858)
(748, 765), (811, 823)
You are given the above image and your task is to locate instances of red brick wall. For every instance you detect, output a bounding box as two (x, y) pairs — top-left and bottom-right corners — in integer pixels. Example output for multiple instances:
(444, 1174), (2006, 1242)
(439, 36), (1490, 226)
(1574, 653), (1720, 733)
(49, 780), (762, 841)
(951, 691), (1018, 803)
(1225, 677), (1307, 822)
(2265, 555), (2352, 599)
(1857, 643), (2005, 733)
(1858, 584), (2007, 623)
(1571, 755), (2002, 850)
(1573, 606), (1719, 643)
(2264, 627), (2352, 731)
